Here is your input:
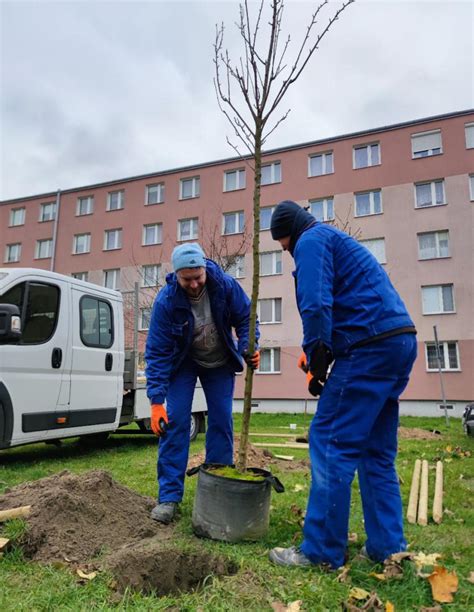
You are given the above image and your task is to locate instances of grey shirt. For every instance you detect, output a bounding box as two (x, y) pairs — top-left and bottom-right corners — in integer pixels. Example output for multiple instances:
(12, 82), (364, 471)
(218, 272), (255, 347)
(189, 287), (229, 368)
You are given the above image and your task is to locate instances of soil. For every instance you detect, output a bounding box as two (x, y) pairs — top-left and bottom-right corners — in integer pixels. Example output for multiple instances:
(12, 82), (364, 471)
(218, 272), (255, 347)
(398, 427), (442, 440)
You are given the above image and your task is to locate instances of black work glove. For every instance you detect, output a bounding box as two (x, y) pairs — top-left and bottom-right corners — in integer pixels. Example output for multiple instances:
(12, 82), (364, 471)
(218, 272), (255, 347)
(308, 341), (333, 383)
(308, 376), (324, 398)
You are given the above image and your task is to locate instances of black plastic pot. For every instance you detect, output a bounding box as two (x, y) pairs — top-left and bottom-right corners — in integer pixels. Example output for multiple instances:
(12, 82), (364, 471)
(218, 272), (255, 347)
(187, 463), (284, 543)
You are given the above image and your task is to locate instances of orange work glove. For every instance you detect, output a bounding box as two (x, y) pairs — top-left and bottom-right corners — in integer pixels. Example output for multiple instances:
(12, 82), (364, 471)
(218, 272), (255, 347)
(297, 352), (323, 397)
(297, 352), (309, 373)
(244, 350), (260, 370)
(150, 404), (169, 437)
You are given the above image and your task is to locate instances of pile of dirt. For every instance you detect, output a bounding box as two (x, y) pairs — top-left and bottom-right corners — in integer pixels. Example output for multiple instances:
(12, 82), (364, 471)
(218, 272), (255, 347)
(106, 538), (237, 595)
(0, 469), (164, 563)
(398, 427), (442, 440)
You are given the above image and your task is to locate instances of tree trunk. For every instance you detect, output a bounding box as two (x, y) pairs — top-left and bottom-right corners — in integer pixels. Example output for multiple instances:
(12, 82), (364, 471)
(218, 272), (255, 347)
(237, 125), (263, 472)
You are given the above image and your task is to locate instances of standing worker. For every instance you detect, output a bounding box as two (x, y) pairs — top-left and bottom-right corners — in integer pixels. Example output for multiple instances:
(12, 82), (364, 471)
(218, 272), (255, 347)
(268, 200), (417, 569)
(145, 243), (259, 524)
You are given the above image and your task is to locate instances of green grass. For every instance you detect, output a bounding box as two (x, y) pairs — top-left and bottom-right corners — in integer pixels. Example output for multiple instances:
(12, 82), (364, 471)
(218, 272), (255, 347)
(0, 414), (473, 611)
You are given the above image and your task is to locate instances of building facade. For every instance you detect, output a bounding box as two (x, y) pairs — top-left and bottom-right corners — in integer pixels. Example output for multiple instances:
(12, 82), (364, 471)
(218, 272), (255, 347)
(2, 110), (473, 416)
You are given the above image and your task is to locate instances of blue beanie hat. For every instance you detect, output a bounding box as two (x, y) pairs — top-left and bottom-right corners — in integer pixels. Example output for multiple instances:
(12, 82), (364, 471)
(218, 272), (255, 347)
(172, 243), (206, 272)
(270, 200), (316, 255)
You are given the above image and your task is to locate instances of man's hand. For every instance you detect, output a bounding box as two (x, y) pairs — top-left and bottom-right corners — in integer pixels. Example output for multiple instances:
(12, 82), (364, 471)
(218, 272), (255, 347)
(298, 352), (323, 397)
(244, 350), (260, 370)
(309, 342), (333, 381)
(297, 352), (309, 373)
(151, 404), (169, 437)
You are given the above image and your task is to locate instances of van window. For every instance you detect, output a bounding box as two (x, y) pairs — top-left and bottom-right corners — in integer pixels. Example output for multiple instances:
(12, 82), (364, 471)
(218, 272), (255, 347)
(80, 296), (113, 348)
(1, 281), (60, 344)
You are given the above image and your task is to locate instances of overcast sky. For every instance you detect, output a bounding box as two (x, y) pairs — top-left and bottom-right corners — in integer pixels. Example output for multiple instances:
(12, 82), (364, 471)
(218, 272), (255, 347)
(1, 0), (473, 201)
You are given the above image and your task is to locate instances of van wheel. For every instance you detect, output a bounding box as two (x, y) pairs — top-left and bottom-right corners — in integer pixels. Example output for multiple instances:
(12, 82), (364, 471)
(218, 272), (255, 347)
(78, 431), (110, 447)
(138, 418), (152, 434)
(190, 414), (202, 442)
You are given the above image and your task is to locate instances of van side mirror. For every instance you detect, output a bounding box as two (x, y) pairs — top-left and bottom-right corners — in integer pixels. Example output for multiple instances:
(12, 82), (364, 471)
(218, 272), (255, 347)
(0, 304), (22, 344)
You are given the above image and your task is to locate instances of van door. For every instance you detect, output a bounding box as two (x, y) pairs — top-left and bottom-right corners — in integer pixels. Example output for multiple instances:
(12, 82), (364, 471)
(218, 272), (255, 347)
(0, 279), (70, 446)
(67, 289), (122, 432)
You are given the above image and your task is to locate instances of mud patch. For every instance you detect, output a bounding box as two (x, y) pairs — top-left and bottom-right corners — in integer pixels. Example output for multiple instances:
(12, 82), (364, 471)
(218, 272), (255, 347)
(0, 469), (165, 563)
(106, 538), (237, 595)
(398, 427), (442, 440)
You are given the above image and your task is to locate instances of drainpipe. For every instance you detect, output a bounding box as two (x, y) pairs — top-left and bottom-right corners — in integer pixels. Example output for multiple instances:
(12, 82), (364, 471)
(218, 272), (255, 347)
(50, 189), (61, 272)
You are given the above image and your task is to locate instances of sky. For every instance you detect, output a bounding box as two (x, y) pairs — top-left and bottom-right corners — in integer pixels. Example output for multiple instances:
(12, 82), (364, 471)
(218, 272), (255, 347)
(1, 0), (473, 201)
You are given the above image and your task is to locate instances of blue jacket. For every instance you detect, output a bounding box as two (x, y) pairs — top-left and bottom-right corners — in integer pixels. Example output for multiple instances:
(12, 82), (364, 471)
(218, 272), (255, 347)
(293, 224), (414, 358)
(145, 259), (258, 405)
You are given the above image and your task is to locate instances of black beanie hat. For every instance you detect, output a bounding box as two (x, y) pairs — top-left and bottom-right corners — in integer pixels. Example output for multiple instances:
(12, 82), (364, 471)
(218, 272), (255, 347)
(270, 200), (316, 254)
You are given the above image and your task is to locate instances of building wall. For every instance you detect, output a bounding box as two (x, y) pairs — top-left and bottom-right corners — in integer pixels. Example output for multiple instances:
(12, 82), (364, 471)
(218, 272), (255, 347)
(2, 110), (473, 405)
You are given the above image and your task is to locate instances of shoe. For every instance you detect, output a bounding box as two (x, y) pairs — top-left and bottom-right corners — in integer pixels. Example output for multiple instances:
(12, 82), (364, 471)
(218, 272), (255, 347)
(269, 546), (312, 567)
(150, 502), (178, 524)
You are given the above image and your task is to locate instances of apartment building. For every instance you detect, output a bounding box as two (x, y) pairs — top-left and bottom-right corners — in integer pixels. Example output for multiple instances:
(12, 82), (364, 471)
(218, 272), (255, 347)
(1, 110), (473, 416)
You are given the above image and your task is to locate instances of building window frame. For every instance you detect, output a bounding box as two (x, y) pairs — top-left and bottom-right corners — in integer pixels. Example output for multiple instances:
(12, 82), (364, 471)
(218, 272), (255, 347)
(469, 174), (474, 201)
(141, 264), (161, 287)
(35, 239), (53, 259)
(142, 223), (163, 246)
(73, 233), (91, 255)
(107, 190), (124, 211)
(260, 206), (276, 231)
(259, 251), (282, 276)
(310, 197), (334, 222)
(421, 284), (455, 315)
(308, 151), (334, 177)
(425, 341), (460, 372)
(72, 271), (89, 282)
(414, 179), (446, 209)
(261, 161), (281, 186)
(224, 168), (246, 192)
(39, 202), (57, 222)
(223, 211), (244, 235)
(178, 217), (199, 242)
(76, 196), (94, 216)
(354, 190), (383, 217)
(257, 298), (282, 324)
(223, 255), (245, 279)
(9, 207), (25, 227)
(465, 122), (474, 149)
(359, 237), (387, 264)
(353, 142), (381, 169)
(411, 129), (443, 159)
(104, 228), (123, 251)
(103, 268), (120, 291)
(417, 230), (450, 260)
(180, 176), (200, 200)
(257, 347), (281, 374)
(5, 243), (21, 263)
(139, 307), (152, 331)
(146, 183), (165, 205)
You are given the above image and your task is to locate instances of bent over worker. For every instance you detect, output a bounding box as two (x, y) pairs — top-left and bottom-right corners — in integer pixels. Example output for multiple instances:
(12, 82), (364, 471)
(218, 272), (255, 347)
(268, 200), (417, 569)
(145, 243), (259, 524)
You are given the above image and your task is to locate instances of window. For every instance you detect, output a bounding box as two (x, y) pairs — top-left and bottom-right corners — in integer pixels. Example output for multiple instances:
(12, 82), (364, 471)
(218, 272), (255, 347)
(72, 272), (88, 282)
(258, 348), (281, 373)
(140, 307), (152, 330)
(310, 198), (334, 222)
(146, 183), (165, 205)
(80, 295), (113, 348)
(355, 190), (382, 216)
(73, 233), (91, 254)
(223, 211), (244, 235)
(142, 223), (163, 246)
(260, 251), (282, 276)
(180, 176), (200, 199)
(104, 228), (122, 250)
(258, 298), (282, 324)
(35, 239), (53, 259)
(353, 143), (380, 169)
(411, 130), (442, 158)
(223, 255), (245, 279)
(260, 206), (275, 230)
(142, 264), (161, 287)
(39, 202), (56, 222)
(5, 243), (21, 263)
(77, 196), (94, 216)
(309, 152), (333, 177)
(469, 175), (474, 201)
(224, 168), (245, 191)
(425, 341), (459, 371)
(360, 238), (386, 264)
(9, 207), (25, 226)
(418, 231), (449, 260)
(438, 404), (454, 411)
(107, 190), (124, 211)
(1, 282), (60, 345)
(415, 180), (445, 208)
(465, 123), (474, 149)
(178, 218), (198, 241)
(422, 284), (455, 314)
(104, 269), (120, 290)
(261, 161), (281, 185)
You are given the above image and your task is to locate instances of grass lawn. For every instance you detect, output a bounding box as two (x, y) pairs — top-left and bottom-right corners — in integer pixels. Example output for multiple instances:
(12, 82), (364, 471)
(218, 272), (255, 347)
(0, 414), (473, 611)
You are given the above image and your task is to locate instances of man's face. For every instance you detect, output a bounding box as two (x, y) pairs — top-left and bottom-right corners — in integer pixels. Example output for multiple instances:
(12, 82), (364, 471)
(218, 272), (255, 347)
(177, 267), (206, 297)
(277, 236), (291, 251)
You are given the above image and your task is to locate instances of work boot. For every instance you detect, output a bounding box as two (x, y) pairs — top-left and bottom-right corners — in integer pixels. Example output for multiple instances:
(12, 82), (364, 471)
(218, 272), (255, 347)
(150, 502), (178, 524)
(269, 546), (312, 567)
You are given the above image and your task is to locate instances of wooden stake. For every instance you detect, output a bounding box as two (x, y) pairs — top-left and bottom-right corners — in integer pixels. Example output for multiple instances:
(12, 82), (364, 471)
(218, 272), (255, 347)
(417, 460), (429, 526)
(0, 537), (10, 552)
(407, 459), (421, 524)
(433, 461), (444, 524)
(252, 442), (309, 450)
(0, 505), (31, 522)
(273, 454), (295, 461)
(249, 432), (296, 438)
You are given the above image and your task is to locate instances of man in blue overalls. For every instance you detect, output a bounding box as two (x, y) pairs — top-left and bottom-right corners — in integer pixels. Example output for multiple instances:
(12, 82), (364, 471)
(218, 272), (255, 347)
(268, 200), (417, 569)
(145, 243), (259, 523)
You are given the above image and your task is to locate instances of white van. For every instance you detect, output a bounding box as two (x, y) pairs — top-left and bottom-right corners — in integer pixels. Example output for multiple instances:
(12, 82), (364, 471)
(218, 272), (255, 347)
(0, 268), (206, 450)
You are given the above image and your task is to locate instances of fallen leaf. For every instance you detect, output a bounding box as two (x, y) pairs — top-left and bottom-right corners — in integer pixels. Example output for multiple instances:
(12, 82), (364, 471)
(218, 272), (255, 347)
(349, 587), (371, 601)
(290, 504), (304, 517)
(76, 569), (97, 580)
(467, 571), (474, 584)
(337, 565), (351, 583)
(414, 552), (442, 569)
(348, 533), (359, 543)
(385, 602), (394, 612)
(389, 552), (414, 563)
(271, 601), (302, 612)
(443, 508), (454, 516)
(383, 563), (404, 580)
(370, 572), (386, 581)
(361, 592), (384, 611)
(428, 566), (458, 603)
(419, 607), (442, 612)
(293, 484), (306, 492)
(445, 445), (452, 452)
